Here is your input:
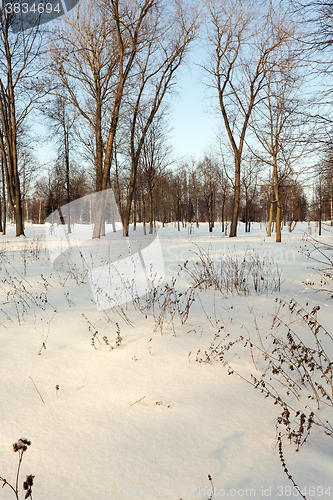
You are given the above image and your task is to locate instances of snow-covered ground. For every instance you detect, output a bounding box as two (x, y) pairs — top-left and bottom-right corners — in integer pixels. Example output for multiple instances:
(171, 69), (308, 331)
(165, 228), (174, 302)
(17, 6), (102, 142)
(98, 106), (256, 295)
(0, 221), (332, 500)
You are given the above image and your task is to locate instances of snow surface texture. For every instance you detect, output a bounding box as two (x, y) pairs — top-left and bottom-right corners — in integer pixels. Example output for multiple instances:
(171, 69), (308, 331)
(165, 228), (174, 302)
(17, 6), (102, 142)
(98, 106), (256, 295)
(0, 221), (332, 500)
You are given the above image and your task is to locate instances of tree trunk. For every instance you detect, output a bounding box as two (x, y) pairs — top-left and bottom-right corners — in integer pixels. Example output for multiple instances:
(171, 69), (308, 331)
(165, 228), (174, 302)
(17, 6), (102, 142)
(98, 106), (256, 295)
(92, 83), (124, 239)
(12, 154), (24, 237)
(329, 170), (333, 226)
(0, 157), (4, 234)
(122, 156), (138, 237)
(95, 102), (103, 192)
(65, 126), (71, 234)
(2, 159), (6, 235)
(177, 203), (180, 231)
(0, 127), (24, 237)
(319, 176), (322, 236)
(133, 189), (137, 231)
(221, 194), (225, 233)
(229, 156), (240, 237)
(0, 176), (2, 233)
(273, 159), (281, 243)
(139, 162), (146, 235)
(267, 181), (274, 237)
(148, 183), (153, 234)
(14, 192), (24, 237)
(38, 197), (42, 225)
(0, 53), (24, 236)
(245, 200), (251, 233)
(142, 194), (146, 235)
(209, 192), (214, 232)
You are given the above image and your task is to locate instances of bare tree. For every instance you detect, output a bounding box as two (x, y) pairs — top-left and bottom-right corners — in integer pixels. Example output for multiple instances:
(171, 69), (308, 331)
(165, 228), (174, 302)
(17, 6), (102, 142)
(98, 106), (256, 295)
(0, 3), (43, 236)
(138, 111), (172, 233)
(48, 0), (198, 237)
(49, 0), (159, 236)
(324, 146), (333, 226)
(19, 146), (40, 225)
(204, 0), (292, 237)
(188, 161), (200, 229)
(249, 47), (312, 242)
(172, 167), (188, 231)
(121, 0), (199, 236)
(0, 153), (4, 232)
(217, 162), (230, 233)
(48, 0), (117, 196)
(42, 95), (78, 232)
(241, 158), (259, 233)
(198, 155), (218, 232)
(280, 177), (307, 231)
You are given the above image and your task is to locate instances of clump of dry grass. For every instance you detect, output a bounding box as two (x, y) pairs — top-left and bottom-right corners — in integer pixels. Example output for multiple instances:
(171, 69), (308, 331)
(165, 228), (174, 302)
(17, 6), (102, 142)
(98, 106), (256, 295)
(82, 313), (122, 351)
(182, 245), (282, 296)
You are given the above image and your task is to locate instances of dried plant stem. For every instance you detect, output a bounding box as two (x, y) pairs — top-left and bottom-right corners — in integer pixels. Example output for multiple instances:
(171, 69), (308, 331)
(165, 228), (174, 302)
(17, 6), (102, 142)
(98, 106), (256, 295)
(131, 395), (146, 406)
(277, 434), (307, 500)
(29, 376), (45, 404)
(0, 476), (18, 498)
(15, 453), (23, 498)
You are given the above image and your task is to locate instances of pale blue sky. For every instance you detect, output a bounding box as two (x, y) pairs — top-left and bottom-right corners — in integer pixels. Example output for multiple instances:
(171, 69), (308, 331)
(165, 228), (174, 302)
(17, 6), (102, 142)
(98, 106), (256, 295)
(167, 45), (221, 162)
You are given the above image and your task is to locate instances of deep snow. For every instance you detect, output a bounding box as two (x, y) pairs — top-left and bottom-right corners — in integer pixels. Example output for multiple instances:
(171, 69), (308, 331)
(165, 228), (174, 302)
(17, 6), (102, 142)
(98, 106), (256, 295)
(0, 221), (332, 500)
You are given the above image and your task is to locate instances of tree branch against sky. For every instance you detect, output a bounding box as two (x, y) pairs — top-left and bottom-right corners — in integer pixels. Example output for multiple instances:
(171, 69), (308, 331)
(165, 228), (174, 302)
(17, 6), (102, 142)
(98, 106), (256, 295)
(48, 0), (119, 195)
(120, 0), (199, 236)
(0, 1), (46, 236)
(247, 14), (315, 241)
(203, 0), (295, 238)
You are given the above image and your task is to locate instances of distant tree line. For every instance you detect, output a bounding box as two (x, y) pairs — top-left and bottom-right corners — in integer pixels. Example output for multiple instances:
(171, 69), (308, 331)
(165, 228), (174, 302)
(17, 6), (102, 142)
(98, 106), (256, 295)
(14, 152), (310, 235)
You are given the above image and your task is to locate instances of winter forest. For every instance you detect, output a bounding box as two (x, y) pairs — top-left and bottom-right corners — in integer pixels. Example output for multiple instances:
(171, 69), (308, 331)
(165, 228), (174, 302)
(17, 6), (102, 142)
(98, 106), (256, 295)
(1, 0), (333, 239)
(1, 1), (333, 500)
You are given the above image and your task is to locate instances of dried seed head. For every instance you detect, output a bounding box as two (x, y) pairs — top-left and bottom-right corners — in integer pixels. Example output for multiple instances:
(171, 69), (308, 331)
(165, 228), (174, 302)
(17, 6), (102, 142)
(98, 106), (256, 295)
(24, 475), (34, 488)
(20, 438), (31, 446)
(13, 442), (26, 452)
(23, 475), (34, 498)
(13, 438), (31, 452)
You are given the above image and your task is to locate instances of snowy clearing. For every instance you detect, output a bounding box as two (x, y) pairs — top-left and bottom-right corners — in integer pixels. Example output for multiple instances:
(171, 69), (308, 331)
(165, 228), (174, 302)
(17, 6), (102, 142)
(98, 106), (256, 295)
(0, 222), (332, 500)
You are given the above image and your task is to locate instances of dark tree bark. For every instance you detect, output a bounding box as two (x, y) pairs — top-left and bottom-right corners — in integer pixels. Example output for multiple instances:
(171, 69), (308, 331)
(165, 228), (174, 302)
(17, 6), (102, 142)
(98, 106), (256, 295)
(0, 5), (43, 236)
(1, 155), (5, 235)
